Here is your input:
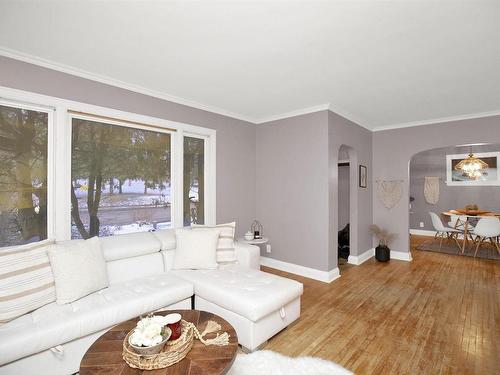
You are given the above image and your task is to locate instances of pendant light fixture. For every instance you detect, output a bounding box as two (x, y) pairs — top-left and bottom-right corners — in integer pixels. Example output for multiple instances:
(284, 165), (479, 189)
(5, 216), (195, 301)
(454, 147), (489, 180)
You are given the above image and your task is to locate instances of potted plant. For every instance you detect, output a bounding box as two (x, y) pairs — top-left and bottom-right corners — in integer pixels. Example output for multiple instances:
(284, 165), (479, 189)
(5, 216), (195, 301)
(369, 224), (397, 262)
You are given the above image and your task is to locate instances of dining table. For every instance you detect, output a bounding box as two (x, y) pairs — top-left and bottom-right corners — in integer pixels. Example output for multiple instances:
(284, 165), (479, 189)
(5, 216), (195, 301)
(441, 210), (500, 253)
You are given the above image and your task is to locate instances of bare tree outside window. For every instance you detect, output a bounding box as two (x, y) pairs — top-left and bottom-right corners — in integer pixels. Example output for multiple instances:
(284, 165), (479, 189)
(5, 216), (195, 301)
(183, 136), (204, 226)
(0, 105), (48, 247)
(71, 118), (171, 239)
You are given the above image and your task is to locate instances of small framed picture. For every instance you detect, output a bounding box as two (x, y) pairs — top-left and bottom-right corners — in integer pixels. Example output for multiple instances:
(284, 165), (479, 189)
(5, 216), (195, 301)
(359, 165), (367, 188)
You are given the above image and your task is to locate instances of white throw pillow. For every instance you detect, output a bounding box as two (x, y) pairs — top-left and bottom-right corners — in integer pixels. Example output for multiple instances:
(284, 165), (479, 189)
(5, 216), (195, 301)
(48, 236), (109, 304)
(191, 222), (237, 264)
(172, 229), (220, 270)
(0, 241), (56, 323)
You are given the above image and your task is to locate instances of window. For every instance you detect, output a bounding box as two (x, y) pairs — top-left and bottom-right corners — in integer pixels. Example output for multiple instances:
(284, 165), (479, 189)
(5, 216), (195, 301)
(0, 104), (49, 247)
(0, 87), (215, 247)
(71, 117), (172, 239)
(183, 136), (205, 225)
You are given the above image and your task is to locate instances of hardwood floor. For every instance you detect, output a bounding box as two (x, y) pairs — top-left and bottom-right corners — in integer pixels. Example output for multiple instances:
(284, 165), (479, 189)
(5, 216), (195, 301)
(262, 235), (499, 375)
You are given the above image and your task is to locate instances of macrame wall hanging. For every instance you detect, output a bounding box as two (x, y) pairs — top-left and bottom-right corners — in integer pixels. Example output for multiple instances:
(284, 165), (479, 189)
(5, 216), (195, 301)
(424, 176), (440, 205)
(376, 180), (403, 209)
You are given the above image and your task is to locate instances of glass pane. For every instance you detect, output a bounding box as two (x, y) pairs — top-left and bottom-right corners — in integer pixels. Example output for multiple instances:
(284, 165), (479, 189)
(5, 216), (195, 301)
(0, 105), (48, 247)
(183, 136), (205, 225)
(71, 118), (171, 239)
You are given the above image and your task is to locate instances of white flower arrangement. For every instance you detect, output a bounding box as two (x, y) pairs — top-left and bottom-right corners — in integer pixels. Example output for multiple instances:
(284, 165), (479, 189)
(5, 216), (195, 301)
(129, 315), (170, 347)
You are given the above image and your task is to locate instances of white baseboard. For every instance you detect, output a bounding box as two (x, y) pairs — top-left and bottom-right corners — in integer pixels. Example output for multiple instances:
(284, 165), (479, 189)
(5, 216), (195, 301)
(260, 256), (340, 283)
(410, 229), (436, 236)
(410, 228), (470, 240)
(347, 248), (375, 265)
(390, 250), (413, 261)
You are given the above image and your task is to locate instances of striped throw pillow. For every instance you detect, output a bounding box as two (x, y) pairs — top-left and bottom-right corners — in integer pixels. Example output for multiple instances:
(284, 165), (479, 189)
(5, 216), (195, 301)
(192, 222), (237, 263)
(0, 241), (56, 323)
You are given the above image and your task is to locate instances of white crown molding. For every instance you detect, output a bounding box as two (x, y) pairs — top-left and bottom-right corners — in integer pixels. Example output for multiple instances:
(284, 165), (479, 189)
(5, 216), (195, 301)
(347, 248), (375, 265)
(372, 110), (500, 132)
(2, 47), (499, 132)
(254, 104), (372, 131)
(0, 47), (372, 129)
(254, 104), (330, 124)
(261, 256), (340, 283)
(0, 46), (258, 124)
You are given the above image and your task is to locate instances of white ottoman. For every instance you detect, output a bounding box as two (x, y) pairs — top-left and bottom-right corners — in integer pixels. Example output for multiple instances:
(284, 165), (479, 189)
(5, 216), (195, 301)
(173, 267), (303, 351)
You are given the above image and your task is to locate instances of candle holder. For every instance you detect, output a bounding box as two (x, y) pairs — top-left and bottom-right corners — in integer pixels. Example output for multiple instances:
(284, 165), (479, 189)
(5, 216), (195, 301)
(251, 220), (263, 239)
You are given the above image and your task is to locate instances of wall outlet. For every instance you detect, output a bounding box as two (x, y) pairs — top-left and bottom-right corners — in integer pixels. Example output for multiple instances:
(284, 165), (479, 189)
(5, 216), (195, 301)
(266, 244), (271, 253)
(419, 222), (425, 228)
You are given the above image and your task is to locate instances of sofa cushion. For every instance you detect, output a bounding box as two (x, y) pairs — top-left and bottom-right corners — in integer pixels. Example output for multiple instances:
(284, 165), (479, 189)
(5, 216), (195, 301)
(107, 253), (165, 284)
(99, 232), (161, 261)
(152, 229), (176, 251)
(0, 273), (193, 366)
(192, 222), (237, 263)
(0, 241), (56, 323)
(172, 267), (303, 322)
(172, 229), (220, 270)
(48, 237), (108, 304)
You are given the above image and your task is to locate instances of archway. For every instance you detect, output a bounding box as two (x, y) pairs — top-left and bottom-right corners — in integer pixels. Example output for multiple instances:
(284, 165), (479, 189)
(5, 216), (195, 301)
(408, 142), (500, 258)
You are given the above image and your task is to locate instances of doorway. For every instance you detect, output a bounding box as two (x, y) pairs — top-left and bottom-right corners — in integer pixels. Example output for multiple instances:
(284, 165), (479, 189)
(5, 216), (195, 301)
(338, 145), (351, 268)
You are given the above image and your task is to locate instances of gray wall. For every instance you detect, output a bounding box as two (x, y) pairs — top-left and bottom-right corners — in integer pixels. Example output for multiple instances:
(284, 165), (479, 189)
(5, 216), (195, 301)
(0, 56), (256, 236)
(3, 55), (498, 270)
(410, 144), (500, 231)
(328, 111), (373, 269)
(254, 110), (373, 273)
(373, 115), (500, 254)
(256, 111), (331, 271)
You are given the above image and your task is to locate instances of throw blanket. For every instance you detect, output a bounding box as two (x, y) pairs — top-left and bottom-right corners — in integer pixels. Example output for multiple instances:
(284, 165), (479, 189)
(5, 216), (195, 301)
(424, 176), (440, 205)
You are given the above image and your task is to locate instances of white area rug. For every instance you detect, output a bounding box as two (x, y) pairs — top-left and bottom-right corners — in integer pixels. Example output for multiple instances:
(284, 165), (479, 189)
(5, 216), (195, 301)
(228, 350), (353, 375)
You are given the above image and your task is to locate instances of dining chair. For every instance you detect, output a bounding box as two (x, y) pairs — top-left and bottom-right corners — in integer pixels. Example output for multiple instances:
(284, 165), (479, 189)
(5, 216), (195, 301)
(471, 217), (500, 257)
(429, 212), (461, 251)
(448, 214), (475, 241)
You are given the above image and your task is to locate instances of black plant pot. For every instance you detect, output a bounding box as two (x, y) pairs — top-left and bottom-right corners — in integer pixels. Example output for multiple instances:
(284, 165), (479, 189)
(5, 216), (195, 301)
(375, 245), (390, 262)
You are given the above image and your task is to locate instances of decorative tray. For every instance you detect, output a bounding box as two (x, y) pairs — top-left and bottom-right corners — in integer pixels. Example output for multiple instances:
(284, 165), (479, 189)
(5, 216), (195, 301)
(122, 320), (194, 370)
(122, 318), (230, 370)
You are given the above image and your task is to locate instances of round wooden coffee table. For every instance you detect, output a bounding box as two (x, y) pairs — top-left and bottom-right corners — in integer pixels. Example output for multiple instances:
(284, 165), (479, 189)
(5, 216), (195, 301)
(80, 309), (238, 374)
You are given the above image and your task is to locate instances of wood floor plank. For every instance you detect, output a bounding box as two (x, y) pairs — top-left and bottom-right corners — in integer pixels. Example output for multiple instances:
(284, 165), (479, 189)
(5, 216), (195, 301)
(262, 235), (499, 375)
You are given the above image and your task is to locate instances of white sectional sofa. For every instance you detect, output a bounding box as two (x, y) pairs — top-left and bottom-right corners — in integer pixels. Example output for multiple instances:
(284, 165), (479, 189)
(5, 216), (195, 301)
(0, 230), (303, 375)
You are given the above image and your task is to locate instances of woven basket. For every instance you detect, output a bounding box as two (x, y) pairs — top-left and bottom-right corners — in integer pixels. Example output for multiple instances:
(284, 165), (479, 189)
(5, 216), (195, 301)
(123, 320), (194, 370)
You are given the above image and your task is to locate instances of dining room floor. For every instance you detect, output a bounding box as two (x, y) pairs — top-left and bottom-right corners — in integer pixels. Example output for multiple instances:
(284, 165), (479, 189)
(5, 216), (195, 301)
(261, 235), (499, 375)
(416, 235), (500, 260)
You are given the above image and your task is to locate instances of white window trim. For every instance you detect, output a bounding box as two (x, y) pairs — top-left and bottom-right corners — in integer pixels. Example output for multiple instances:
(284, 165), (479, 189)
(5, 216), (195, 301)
(0, 98), (56, 242)
(0, 85), (216, 242)
(183, 132), (216, 226)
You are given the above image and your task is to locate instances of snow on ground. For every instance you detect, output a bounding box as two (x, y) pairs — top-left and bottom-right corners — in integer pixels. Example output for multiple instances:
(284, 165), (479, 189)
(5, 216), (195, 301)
(74, 178), (199, 208)
(71, 221), (172, 239)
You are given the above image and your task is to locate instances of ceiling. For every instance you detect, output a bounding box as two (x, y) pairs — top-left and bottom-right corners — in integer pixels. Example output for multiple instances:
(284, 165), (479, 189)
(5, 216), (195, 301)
(0, 1), (499, 130)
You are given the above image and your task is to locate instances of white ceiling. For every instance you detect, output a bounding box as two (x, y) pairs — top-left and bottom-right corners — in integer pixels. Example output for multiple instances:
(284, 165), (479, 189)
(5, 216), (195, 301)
(0, 1), (499, 129)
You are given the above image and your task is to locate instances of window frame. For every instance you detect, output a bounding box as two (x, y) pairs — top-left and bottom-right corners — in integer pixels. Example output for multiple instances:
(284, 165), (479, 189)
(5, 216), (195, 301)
(182, 132), (215, 226)
(0, 97), (55, 245)
(0, 85), (216, 243)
